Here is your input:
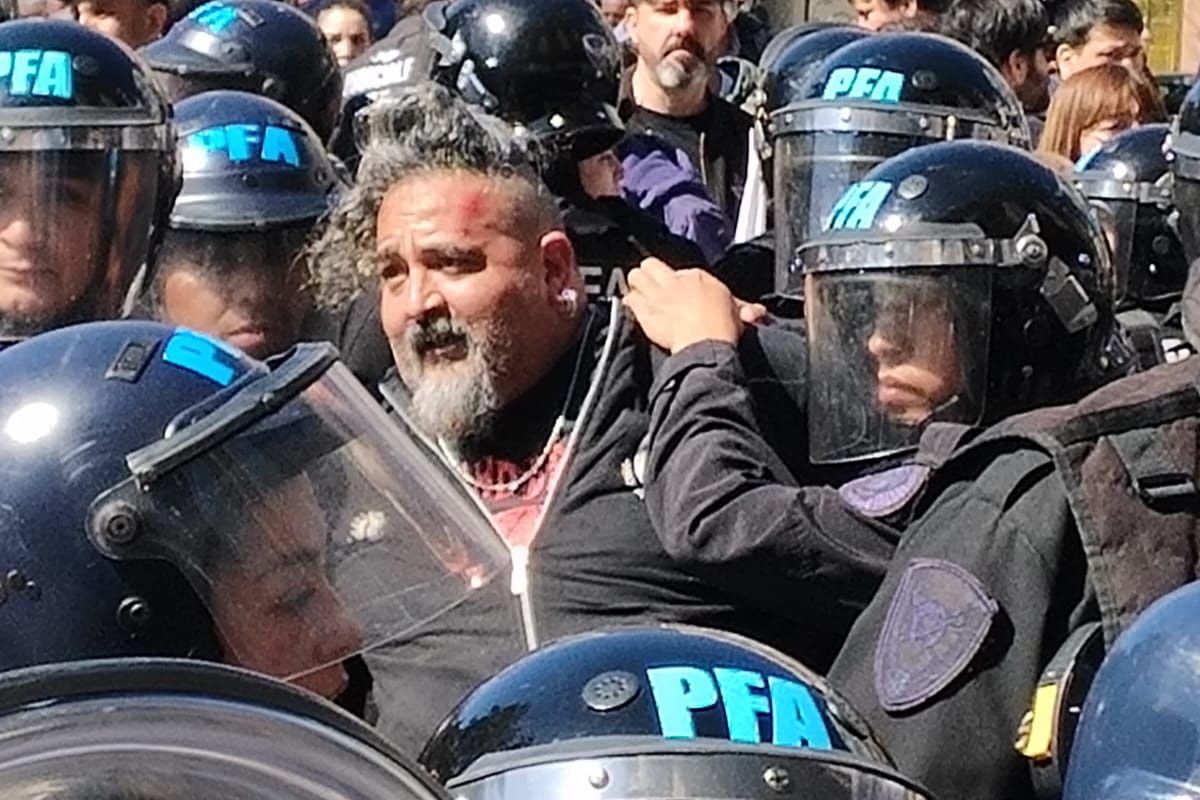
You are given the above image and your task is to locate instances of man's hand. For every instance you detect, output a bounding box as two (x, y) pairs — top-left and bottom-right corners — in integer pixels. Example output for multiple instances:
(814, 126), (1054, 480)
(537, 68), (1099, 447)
(624, 258), (767, 354)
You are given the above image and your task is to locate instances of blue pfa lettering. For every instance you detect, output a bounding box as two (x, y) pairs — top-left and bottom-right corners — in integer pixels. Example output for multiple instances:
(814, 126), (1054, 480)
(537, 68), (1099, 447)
(187, 124), (302, 167)
(827, 180), (893, 231)
(0, 50), (73, 99)
(822, 66), (905, 103)
(162, 329), (240, 385)
(646, 665), (832, 749)
(189, 2), (240, 32)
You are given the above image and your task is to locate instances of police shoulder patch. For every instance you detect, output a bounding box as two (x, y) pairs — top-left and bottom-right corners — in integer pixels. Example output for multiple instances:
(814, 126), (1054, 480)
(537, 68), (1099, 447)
(874, 558), (998, 713)
(838, 463), (929, 519)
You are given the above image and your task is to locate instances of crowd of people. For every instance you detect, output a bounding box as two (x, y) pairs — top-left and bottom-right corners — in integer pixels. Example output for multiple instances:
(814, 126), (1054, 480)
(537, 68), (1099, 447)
(0, 0), (1198, 797)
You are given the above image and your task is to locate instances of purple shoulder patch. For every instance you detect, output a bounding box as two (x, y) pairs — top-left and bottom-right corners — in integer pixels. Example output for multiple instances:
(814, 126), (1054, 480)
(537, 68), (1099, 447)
(839, 464), (930, 519)
(874, 558), (998, 713)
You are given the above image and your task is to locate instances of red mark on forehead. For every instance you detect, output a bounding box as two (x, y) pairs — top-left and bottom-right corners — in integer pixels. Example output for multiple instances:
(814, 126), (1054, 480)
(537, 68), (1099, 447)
(453, 186), (492, 223)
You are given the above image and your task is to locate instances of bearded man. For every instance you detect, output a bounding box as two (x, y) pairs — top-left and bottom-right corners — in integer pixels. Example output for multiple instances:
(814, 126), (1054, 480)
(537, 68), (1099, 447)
(304, 83), (885, 755)
(618, 0), (750, 221)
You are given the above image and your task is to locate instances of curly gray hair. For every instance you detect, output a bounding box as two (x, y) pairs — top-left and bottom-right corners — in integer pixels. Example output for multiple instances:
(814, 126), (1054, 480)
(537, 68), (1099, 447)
(305, 81), (563, 310)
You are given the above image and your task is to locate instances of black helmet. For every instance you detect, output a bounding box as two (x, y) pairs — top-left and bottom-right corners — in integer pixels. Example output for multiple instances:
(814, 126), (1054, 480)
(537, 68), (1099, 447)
(758, 25), (870, 118)
(170, 90), (341, 231)
(797, 141), (1117, 464)
(0, 320), (508, 697)
(152, 90), (343, 357)
(141, 0), (342, 143)
(0, 20), (176, 342)
(1063, 583), (1200, 800)
(425, 0), (624, 161)
(1074, 124), (1183, 309)
(0, 658), (452, 800)
(420, 625), (932, 799)
(771, 32), (1030, 294)
(334, 24), (440, 169)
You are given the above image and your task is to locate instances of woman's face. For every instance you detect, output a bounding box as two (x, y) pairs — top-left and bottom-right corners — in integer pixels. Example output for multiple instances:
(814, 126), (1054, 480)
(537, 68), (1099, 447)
(209, 473), (364, 699)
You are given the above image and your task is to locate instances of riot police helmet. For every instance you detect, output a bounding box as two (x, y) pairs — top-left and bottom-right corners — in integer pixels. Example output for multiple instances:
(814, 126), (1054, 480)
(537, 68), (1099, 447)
(796, 141), (1117, 464)
(0, 320), (509, 698)
(141, 0), (342, 143)
(1074, 123), (1183, 309)
(425, 0), (624, 162)
(0, 658), (452, 800)
(770, 32), (1030, 293)
(420, 625), (932, 799)
(759, 25), (869, 117)
(152, 90), (343, 357)
(0, 20), (176, 343)
(1063, 582), (1200, 800)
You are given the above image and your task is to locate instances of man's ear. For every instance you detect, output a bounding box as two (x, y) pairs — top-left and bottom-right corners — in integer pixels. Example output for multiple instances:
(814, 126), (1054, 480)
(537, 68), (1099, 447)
(1003, 50), (1029, 87)
(901, 0), (920, 16)
(147, 1), (169, 39)
(539, 230), (579, 299)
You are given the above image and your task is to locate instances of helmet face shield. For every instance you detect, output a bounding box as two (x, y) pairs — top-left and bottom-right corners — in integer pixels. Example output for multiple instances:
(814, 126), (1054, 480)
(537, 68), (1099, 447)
(450, 744), (933, 800)
(772, 129), (935, 293)
(87, 351), (509, 700)
(804, 268), (991, 464)
(0, 149), (161, 339)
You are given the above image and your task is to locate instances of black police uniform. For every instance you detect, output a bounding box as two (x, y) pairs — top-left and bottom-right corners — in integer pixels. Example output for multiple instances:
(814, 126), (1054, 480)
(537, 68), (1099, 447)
(829, 356), (1200, 800)
(363, 299), (816, 755)
(643, 339), (975, 673)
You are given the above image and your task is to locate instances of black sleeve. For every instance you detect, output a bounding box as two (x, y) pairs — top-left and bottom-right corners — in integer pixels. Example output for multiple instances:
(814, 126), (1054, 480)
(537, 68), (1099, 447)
(642, 339), (898, 625)
(828, 456), (1089, 800)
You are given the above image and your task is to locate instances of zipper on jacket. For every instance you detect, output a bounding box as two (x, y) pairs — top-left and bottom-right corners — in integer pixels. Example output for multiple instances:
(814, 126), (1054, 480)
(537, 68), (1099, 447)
(509, 544), (538, 651)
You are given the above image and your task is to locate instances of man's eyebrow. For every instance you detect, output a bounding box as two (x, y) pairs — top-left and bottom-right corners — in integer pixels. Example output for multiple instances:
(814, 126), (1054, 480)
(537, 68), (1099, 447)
(421, 244), (487, 267)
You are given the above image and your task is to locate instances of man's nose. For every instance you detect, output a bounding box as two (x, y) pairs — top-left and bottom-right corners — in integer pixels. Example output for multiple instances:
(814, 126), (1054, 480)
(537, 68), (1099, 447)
(0, 215), (46, 253)
(404, 266), (447, 318)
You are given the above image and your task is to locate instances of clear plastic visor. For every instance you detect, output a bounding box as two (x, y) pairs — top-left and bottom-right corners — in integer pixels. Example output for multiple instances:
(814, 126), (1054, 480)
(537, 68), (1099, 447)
(804, 269), (991, 464)
(772, 131), (934, 294)
(0, 150), (159, 338)
(88, 358), (509, 701)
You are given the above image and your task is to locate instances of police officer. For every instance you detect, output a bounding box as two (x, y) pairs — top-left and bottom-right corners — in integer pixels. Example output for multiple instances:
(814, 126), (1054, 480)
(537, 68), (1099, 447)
(0, 658), (452, 799)
(0, 320), (510, 702)
(770, 32), (1030, 296)
(141, 0), (342, 144)
(0, 20), (176, 345)
(148, 90), (343, 359)
(624, 140), (1123, 674)
(420, 625), (932, 799)
(1075, 123), (1189, 367)
(821, 175), (1200, 799)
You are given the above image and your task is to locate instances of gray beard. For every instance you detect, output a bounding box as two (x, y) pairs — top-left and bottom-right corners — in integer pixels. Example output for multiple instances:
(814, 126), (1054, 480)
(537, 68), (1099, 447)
(396, 320), (510, 451)
(408, 355), (502, 450)
(654, 57), (707, 91)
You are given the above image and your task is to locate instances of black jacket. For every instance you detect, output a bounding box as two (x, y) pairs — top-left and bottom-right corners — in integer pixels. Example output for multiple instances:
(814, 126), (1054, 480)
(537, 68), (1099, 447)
(363, 300), (811, 756)
(643, 339), (969, 673)
(829, 357), (1200, 800)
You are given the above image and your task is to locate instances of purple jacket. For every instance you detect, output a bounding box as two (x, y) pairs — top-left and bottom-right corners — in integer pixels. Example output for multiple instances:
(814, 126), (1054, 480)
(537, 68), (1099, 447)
(619, 134), (733, 265)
